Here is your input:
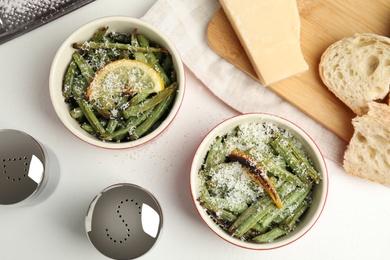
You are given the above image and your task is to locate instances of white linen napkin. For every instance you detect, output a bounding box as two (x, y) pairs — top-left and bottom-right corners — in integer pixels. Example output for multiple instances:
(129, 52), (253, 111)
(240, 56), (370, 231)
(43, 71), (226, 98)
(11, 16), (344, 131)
(142, 0), (347, 164)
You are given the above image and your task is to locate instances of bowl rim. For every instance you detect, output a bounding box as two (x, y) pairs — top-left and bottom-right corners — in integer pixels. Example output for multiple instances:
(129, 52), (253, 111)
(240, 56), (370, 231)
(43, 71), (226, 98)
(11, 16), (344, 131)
(190, 112), (329, 250)
(49, 16), (185, 149)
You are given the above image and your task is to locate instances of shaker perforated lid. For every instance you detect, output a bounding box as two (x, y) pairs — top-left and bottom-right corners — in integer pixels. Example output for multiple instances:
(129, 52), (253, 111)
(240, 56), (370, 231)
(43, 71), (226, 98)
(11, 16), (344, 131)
(86, 183), (163, 260)
(0, 129), (47, 205)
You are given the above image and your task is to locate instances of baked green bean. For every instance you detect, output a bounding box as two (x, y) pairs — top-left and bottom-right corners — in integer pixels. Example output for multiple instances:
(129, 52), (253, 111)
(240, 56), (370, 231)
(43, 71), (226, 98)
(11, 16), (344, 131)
(137, 34), (171, 86)
(197, 122), (321, 243)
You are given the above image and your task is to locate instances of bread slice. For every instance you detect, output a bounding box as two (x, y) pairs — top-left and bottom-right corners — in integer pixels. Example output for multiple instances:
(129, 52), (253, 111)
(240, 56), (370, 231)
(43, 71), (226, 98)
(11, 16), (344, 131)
(319, 33), (390, 116)
(343, 102), (390, 184)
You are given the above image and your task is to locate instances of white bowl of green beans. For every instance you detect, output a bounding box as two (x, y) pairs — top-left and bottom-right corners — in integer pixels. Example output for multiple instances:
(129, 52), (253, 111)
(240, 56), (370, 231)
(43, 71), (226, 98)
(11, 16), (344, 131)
(49, 16), (185, 149)
(190, 113), (328, 250)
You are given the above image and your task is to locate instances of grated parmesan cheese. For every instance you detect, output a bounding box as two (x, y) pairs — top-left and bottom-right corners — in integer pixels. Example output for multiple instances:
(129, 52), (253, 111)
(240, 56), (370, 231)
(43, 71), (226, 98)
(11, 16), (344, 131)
(208, 162), (263, 205)
(200, 122), (288, 207)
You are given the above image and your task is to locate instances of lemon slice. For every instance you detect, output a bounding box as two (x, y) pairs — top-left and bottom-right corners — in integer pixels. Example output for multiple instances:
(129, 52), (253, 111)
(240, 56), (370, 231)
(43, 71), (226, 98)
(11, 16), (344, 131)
(86, 59), (165, 110)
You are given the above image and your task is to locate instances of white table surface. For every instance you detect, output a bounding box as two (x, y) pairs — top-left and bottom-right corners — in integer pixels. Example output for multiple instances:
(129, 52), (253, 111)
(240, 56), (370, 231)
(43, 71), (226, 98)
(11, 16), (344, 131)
(1, 1), (390, 259)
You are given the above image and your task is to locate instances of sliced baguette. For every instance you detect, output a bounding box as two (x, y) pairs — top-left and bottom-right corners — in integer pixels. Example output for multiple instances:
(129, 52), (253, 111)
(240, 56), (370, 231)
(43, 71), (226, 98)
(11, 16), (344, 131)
(343, 102), (390, 184)
(319, 33), (390, 116)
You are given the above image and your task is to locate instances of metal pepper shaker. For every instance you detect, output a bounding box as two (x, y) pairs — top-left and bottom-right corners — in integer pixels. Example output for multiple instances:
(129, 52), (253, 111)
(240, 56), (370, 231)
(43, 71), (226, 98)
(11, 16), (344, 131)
(0, 129), (57, 206)
(86, 183), (163, 259)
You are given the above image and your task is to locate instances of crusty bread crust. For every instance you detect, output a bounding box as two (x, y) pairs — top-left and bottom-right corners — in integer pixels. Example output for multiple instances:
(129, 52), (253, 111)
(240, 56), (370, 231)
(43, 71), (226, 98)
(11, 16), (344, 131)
(343, 102), (390, 184)
(319, 33), (390, 116)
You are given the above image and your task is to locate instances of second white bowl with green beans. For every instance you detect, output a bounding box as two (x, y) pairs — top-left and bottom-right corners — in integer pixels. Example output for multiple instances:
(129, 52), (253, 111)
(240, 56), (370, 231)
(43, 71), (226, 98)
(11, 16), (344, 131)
(190, 113), (328, 250)
(49, 16), (185, 149)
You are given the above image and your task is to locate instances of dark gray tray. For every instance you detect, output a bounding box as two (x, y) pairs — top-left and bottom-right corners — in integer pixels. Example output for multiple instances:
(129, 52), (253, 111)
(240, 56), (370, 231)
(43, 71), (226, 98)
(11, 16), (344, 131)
(0, 0), (95, 44)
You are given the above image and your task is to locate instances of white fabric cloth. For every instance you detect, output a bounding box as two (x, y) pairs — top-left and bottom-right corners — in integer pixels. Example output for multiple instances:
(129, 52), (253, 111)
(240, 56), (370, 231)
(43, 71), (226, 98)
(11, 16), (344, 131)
(142, 0), (347, 164)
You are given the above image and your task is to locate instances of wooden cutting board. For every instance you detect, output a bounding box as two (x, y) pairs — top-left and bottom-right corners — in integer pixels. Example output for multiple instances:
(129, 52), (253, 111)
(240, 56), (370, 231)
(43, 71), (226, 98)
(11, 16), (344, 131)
(207, 0), (390, 142)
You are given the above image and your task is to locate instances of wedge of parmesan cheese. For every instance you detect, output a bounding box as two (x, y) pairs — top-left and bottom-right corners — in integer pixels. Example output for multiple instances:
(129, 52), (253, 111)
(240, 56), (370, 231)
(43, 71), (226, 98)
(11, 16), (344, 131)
(219, 0), (309, 86)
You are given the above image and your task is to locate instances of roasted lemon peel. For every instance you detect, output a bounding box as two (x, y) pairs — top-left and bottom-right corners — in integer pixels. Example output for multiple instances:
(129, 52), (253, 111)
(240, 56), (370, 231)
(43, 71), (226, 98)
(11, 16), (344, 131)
(228, 149), (283, 209)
